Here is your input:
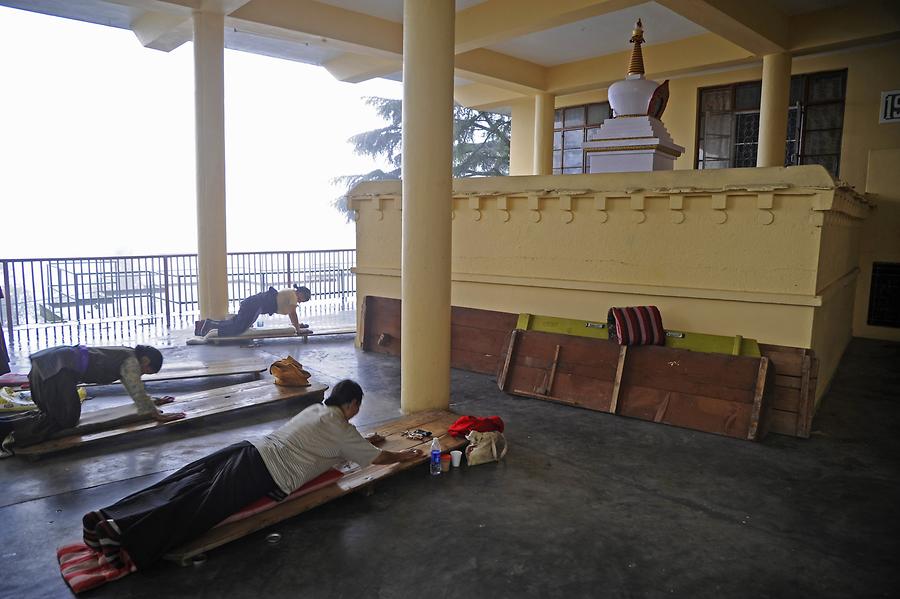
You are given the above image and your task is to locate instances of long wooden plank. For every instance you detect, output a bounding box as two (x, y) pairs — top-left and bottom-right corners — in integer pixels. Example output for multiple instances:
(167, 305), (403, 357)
(141, 361), (266, 383)
(497, 330), (518, 391)
(451, 348), (501, 376)
(768, 409), (800, 435)
(747, 357), (769, 440)
(609, 346), (627, 414)
(518, 312), (763, 357)
(796, 355), (813, 438)
(774, 374), (802, 390)
(451, 305), (518, 331)
(772, 386), (802, 412)
(759, 344), (819, 377)
(164, 410), (466, 564)
(15, 382), (328, 457)
(617, 385), (754, 439)
(504, 330), (619, 409)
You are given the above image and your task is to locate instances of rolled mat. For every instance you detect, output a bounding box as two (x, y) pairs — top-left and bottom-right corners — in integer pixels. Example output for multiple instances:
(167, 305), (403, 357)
(607, 306), (665, 346)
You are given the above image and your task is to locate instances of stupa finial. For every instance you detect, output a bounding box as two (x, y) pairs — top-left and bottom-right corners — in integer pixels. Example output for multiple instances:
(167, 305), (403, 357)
(627, 19), (645, 77)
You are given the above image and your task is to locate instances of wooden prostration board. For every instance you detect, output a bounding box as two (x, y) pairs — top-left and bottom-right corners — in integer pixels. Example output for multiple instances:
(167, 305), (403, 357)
(499, 329), (771, 441)
(3, 361), (267, 388)
(362, 296), (518, 375)
(187, 325), (355, 346)
(164, 409), (467, 565)
(15, 381), (328, 458)
(139, 360), (267, 383)
(363, 296), (810, 438)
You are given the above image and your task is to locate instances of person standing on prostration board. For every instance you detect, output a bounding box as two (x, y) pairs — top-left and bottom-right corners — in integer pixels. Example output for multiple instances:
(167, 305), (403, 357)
(195, 285), (312, 338)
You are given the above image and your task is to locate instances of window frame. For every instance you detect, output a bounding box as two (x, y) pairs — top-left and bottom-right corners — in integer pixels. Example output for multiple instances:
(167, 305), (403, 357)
(552, 102), (612, 175)
(693, 69), (847, 177)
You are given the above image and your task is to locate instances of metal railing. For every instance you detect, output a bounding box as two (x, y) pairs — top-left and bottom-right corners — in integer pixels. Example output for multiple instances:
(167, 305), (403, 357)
(0, 250), (355, 352)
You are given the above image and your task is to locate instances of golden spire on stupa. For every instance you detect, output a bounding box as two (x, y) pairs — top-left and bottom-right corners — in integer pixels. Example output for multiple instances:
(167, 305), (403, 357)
(627, 19), (645, 76)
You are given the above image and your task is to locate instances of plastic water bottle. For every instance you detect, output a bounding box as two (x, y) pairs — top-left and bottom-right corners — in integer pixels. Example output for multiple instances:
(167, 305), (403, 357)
(429, 436), (441, 476)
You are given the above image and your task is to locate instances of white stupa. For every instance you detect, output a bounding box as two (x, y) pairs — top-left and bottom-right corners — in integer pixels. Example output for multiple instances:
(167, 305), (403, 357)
(584, 20), (684, 173)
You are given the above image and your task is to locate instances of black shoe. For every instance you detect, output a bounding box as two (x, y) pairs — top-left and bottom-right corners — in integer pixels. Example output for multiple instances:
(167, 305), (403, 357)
(194, 320), (205, 337)
(199, 320), (216, 336)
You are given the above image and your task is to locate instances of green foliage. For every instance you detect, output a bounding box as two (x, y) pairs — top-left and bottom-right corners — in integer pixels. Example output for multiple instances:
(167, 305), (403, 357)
(333, 97), (510, 215)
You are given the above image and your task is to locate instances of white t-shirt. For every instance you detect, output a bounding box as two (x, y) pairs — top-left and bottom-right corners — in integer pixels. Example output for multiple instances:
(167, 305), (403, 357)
(275, 289), (299, 315)
(250, 404), (381, 495)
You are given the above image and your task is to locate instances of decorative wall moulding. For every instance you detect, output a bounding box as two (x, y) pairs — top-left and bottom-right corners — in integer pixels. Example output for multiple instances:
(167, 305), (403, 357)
(349, 183), (869, 230)
(710, 193), (728, 224)
(668, 194), (684, 224)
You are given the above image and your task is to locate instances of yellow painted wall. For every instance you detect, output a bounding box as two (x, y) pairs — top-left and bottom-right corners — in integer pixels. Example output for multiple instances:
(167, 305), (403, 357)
(542, 40), (900, 345)
(855, 148), (900, 341)
(351, 167), (869, 397)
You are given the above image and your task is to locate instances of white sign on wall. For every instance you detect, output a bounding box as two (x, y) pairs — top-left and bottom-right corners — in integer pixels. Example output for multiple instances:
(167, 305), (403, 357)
(880, 90), (900, 123)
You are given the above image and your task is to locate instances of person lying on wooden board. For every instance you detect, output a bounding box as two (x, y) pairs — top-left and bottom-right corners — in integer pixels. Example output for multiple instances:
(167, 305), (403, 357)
(195, 285), (312, 338)
(79, 380), (420, 572)
(0, 345), (183, 456)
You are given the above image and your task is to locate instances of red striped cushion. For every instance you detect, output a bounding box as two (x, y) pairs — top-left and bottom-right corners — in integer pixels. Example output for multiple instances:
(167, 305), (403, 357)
(607, 306), (665, 346)
(57, 543), (136, 594)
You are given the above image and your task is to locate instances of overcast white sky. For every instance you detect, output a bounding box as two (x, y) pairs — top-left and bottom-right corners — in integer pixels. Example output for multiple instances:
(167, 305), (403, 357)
(0, 6), (402, 259)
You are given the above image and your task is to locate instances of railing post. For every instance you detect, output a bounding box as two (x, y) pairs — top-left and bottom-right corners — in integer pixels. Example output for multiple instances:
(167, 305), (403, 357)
(286, 252), (292, 286)
(74, 267), (81, 323)
(2, 260), (12, 343)
(163, 256), (172, 330)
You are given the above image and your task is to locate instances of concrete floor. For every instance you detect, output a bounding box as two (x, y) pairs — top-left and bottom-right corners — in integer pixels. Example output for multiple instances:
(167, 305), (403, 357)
(1, 335), (898, 598)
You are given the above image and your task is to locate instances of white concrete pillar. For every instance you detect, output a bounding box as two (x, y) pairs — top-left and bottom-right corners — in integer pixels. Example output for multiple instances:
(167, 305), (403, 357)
(400, 0), (455, 413)
(757, 52), (792, 168)
(533, 92), (555, 175)
(193, 10), (229, 319)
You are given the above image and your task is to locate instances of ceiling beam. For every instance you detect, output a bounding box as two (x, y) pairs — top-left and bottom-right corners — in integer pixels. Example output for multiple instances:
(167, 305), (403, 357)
(454, 82), (526, 110)
(789, 0), (900, 54)
(229, 0), (402, 58)
(655, 0), (788, 56)
(323, 53), (400, 84)
(128, 1), (252, 52)
(131, 11), (193, 51)
(454, 49), (547, 93)
(546, 33), (755, 95)
(454, 0), (644, 54)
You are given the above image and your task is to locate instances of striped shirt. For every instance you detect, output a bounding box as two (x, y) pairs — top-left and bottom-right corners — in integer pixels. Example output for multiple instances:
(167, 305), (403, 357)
(250, 404), (381, 495)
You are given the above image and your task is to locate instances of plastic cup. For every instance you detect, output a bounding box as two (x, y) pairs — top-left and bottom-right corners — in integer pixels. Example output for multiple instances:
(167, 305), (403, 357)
(450, 450), (463, 468)
(440, 454), (451, 472)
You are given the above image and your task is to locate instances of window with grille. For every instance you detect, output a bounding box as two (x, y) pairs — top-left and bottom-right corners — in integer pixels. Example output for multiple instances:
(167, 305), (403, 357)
(696, 70), (846, 176)
(552, 102), (612, 174)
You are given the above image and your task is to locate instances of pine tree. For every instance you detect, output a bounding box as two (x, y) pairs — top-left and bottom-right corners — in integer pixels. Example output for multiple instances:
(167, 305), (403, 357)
(333, 97), (510, 215)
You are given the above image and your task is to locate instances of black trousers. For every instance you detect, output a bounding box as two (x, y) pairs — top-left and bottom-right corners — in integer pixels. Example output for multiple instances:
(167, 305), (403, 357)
(0, 369), (81, 447)
(100, 441), (279, 569)
(206, 291), (273, 337)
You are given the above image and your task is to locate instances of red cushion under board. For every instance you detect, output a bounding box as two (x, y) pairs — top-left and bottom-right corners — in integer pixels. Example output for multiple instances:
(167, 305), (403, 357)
(216, 467), (345, 527)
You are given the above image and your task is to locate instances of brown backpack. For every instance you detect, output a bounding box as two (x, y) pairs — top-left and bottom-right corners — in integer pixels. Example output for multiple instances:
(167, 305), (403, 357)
(269, 356), (311, 387)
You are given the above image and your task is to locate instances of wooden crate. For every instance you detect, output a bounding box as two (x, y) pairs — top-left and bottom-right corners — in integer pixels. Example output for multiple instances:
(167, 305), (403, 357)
(759, 344), (818, 438)
(361, 296), (814, 439)
(499, 329), (770, 441)
(362, 296), (517, 375)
